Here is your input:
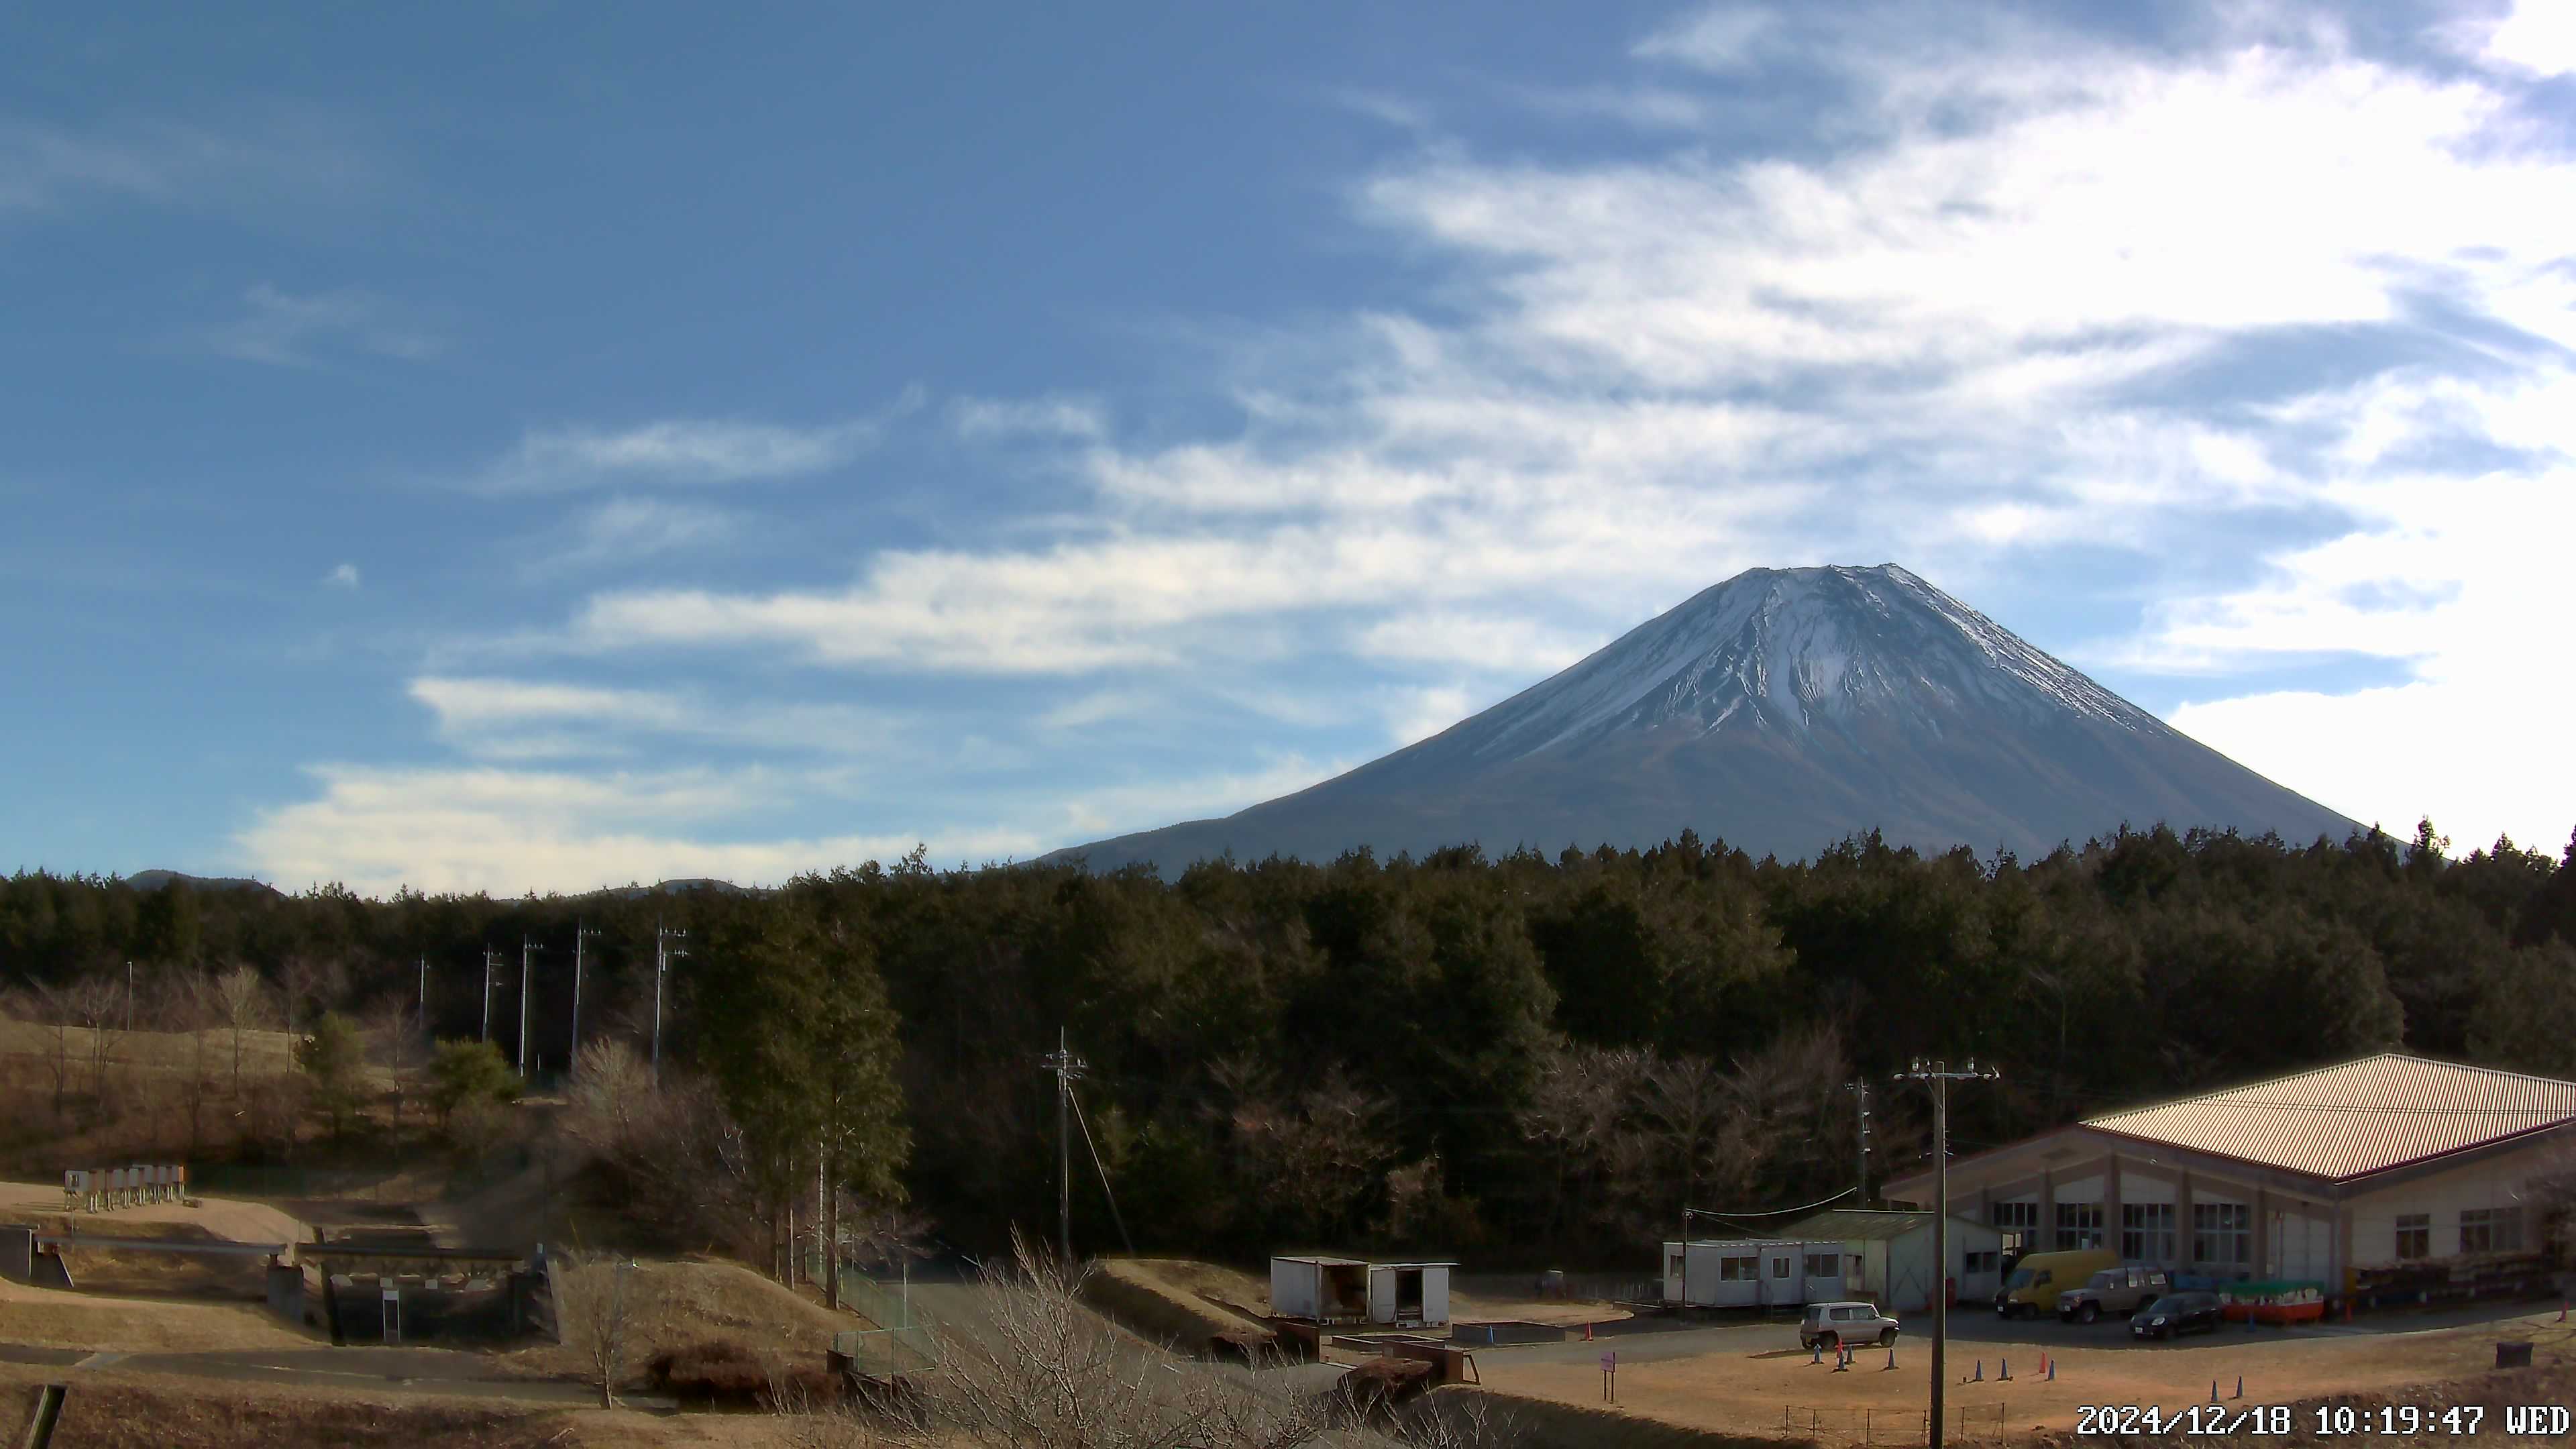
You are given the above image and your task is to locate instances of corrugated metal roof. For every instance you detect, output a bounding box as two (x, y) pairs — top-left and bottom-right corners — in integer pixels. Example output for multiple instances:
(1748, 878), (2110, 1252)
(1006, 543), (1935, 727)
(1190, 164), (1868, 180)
(2082, 1053), (2576, 1181)
(1783, 1210), (1987, 1242)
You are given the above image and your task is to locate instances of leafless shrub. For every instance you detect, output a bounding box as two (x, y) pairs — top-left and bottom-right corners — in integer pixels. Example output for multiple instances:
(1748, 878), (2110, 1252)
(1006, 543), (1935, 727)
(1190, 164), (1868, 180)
(554, 1251), (658, 1408)
(771, 1232), (1515, 1449)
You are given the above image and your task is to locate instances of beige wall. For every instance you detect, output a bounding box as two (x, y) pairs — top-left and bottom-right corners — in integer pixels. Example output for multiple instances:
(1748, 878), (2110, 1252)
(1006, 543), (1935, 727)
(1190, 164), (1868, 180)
(2347, 1152), (2544, 1270)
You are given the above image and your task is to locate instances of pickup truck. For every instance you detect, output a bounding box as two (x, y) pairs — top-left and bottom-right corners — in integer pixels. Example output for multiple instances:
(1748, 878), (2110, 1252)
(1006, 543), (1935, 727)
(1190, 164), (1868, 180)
(2056, 1265), (2172, 1324)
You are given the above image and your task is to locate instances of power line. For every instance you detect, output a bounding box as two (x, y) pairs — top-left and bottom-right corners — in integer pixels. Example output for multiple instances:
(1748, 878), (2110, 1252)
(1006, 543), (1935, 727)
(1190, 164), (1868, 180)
(1067, 1082), (1135, 1256)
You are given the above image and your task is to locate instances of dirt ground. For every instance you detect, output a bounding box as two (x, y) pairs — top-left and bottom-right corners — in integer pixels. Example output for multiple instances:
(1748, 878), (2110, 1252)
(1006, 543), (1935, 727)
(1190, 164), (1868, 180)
(1108, 1258), (1633, 1329)
(1477, 1309), (2576, 1440)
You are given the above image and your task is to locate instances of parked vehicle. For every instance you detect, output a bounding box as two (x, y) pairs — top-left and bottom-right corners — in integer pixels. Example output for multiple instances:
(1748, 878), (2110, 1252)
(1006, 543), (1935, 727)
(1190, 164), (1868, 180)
(1799, 1301), (1900, 1350)
(2130, 1291), (2224, 1339)
(2057, 1265), (2172, 1324)
(1994, 1248), (2118, 1318)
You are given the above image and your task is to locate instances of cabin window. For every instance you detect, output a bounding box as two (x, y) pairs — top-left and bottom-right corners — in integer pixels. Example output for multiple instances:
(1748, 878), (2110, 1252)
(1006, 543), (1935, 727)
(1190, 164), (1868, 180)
(1805, 1253), (1839, 1277)
(1719, 1256), (1757, 1281)
(1773, 1256), (1790, 1278)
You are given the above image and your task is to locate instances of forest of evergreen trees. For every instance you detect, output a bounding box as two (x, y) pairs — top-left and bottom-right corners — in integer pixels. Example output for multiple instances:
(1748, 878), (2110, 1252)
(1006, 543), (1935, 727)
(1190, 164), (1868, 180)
(6, 820), (2576, 1265)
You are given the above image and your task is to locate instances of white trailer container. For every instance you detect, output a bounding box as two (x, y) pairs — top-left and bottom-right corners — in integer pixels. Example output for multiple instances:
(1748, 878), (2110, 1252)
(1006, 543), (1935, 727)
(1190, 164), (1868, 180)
(1662, 1238), (1849, 1307)
(1270, 1256), (1372, 1324)
(1364, 1262), (1454, 1328)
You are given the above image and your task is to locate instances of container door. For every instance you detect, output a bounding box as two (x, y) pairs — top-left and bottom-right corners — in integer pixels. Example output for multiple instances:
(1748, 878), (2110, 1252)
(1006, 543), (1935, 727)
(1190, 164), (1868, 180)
(1425, 1270), (1449, 1327)
(1368, 1267), (1395, 1324)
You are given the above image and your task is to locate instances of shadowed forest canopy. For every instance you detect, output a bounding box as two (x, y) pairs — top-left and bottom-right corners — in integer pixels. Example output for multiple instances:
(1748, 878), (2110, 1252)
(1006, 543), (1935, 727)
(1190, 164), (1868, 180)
(6, 820), (2576, 1263)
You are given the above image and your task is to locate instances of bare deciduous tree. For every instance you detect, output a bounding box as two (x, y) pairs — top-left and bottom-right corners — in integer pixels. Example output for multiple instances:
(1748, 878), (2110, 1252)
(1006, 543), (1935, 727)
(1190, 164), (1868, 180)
(66, 970), (122, 1112)
(552, 1251), (652, 1409)
(215, 965), (268, 1098)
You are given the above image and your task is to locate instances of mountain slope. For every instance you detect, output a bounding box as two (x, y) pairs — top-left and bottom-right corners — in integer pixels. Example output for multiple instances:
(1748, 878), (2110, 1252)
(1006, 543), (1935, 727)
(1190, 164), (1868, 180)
(1055, 564), (2357, 873)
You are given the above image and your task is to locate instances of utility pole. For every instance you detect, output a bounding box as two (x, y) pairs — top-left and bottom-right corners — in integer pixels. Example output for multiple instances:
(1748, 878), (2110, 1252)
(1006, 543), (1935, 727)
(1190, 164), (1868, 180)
(417, 957), (427, 1042)
(1041, 1028), (1088, 1265)
(570, 921), (601, 1069)
(1894, 1058), (1998, 1449)
(480, 949), (500, 1042)
(125, 960), (135, 1033)
(1844, 1079), (1873, 1207)
(652, 920), (687, 1083)
(519, 937), (544, 1078)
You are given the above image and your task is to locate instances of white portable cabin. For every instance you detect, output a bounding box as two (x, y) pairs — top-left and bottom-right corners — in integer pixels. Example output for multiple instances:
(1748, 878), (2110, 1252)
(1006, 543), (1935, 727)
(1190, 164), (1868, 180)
(1662, 1238), (1853, 1307)
(1365, 1261), (1454, 1328)
(1772, 1210), (2007, 1313)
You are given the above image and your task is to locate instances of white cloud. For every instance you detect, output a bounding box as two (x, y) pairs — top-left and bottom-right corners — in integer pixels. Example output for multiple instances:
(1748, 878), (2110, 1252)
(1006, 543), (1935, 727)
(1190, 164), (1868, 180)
(236, 762), (1044, 896)
(1384, 684), (1478, 747)
(207, 284), (442, 367)
(2462, 0), (2576, 78)
(482, 418), (883, 492)
(950, 395), (1108, 442)
(323, 563), (361, 589)
(1046, 753), (1353, 841)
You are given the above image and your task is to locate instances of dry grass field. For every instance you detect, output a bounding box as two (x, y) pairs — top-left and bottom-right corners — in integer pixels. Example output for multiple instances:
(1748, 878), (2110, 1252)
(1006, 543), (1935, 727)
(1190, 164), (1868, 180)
(1097, 1256), (1634, 1334)
(1477, 1309), (2576, 1442)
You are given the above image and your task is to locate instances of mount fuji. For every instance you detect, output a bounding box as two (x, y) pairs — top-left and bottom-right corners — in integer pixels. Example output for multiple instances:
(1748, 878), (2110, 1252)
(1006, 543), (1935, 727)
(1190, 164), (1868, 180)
(1055, 564), (2358, 873)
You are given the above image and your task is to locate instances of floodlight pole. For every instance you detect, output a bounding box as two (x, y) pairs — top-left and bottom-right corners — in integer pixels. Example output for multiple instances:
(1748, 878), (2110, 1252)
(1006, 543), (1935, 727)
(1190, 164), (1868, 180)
(1845, 1079), (1873, 1207)
(652, 920), (687, 1083)
(1894, 1057), (1998, 1449)
(417, 957), (427, 1042)
(519, 938), (543, 1077)
(570, 921), (600, 1068)
(480, 949), (500, 1042)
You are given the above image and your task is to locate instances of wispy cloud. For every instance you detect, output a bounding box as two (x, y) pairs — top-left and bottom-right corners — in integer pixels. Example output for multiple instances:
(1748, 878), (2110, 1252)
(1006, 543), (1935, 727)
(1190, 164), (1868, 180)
(949, 394), (1107, 442)
(322, 563), (361, 589)
(205, 284), (443, 367)
(1632, 6), (1780, 72)
(0, 111), (379, 221)
(481, 418), (885, 492)
(546, 497), (737, 571)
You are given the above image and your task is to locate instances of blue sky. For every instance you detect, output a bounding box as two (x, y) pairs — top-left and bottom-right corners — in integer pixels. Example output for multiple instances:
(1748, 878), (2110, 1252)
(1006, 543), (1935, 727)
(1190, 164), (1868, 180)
(5, 1), (2572, 894)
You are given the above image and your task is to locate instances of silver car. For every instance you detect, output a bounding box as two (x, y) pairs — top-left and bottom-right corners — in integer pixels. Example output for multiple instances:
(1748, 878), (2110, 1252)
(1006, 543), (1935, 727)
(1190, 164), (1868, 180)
(1800, 1300), (1900, 1350)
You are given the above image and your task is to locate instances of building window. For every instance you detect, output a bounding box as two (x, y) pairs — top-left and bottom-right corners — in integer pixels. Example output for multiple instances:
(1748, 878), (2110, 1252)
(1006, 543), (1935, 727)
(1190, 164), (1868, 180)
(2394, 1214), (2428, 1260)
(1964, 1250), (2000, 1273)
(2193, 1203), (2250, 1264)
(1773, 1256), (1790, 1278)
(1990, 1201), (2038, 1251)
(2459, 1208), (2522, 1254)
(1805, 1253), (1839, 1278)
(2122, 1203), (2177, 1264)
(2055, 1201), (2104, 1250)
(1719, 1256), (1757, 1281)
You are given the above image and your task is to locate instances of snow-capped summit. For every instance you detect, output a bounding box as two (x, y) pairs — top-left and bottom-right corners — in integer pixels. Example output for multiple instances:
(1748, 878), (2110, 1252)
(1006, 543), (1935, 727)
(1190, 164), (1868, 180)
(1055, 564), (2357, 873)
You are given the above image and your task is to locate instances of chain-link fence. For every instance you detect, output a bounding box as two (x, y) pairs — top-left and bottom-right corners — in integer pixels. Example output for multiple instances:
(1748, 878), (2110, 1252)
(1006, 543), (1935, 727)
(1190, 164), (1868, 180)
(1780, 1401), (2014, 1445)
(816, 1261), (939, 1379)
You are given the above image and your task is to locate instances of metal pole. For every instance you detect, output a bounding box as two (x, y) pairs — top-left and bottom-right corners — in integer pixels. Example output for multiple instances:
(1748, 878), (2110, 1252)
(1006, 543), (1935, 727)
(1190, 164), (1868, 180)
(652, 918), (664, 1077)
(1059, 1026), (1072, 1264)
(1933, 1071), (1947, 1449)
(417, 957), (426, 1040)
(519, 938), (537, 1077)
(480, 950), (494, 1042)
(125, 961), (134, 1033)
(571, 921), (596, 1067)
(1895, 1057), (1996, 1449)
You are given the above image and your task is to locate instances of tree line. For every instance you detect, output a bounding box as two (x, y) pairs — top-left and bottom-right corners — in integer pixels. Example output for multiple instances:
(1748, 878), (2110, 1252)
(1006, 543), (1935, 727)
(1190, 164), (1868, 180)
(6, 819), (2576, 1267)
